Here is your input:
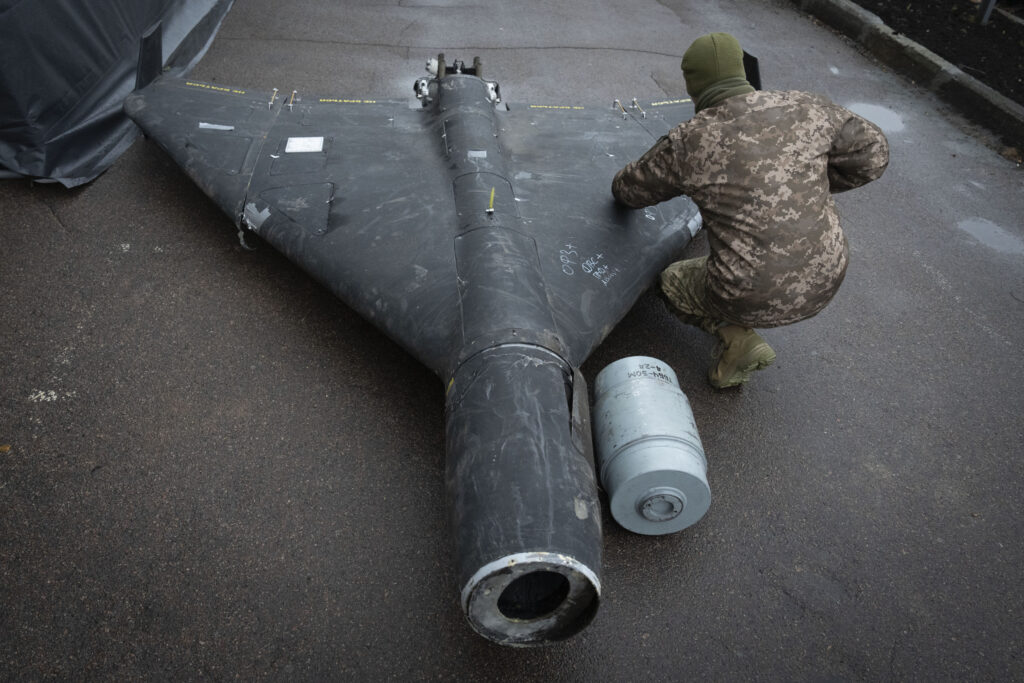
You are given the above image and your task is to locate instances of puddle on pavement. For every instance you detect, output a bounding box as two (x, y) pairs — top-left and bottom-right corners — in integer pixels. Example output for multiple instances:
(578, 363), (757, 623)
(957, 218), (1024, 255)
(846, 103), (905, 133)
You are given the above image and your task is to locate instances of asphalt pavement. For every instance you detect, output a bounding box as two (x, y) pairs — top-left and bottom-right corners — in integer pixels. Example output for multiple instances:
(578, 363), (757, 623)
(2, 0), (1023, 679)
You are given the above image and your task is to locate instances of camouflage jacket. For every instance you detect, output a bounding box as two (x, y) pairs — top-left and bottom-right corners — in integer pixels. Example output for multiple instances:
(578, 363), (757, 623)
(612, 90), (889, 327)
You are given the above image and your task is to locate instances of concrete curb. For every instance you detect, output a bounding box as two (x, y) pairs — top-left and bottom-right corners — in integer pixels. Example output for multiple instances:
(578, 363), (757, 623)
(792, 0), (1024, 148)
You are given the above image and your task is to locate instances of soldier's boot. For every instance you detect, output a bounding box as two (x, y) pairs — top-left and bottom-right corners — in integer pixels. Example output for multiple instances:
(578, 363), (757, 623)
(708, 325), (776, 389)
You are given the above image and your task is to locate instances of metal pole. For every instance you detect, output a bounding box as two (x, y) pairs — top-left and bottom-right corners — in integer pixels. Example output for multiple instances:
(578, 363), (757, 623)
(978, 0), (997, 25)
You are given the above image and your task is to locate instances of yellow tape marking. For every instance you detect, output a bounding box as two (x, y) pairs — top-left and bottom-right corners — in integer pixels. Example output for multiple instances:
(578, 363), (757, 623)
(318, 98), (378, 104)
(185, 81), (246, 95)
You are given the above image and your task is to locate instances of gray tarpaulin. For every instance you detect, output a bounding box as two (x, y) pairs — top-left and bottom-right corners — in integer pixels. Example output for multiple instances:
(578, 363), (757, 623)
(0, 0), (234, 187)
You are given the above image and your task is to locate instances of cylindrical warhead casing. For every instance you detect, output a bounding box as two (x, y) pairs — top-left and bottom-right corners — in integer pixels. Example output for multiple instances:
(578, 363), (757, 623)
(593, 356), (710, 535)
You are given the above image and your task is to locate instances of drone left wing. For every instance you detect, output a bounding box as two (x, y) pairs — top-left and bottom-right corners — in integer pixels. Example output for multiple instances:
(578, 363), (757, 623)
(126, 78), (461, 375)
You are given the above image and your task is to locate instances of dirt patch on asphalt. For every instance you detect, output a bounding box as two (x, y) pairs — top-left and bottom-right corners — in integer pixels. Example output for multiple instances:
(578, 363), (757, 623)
(847, 0), (1024, 107)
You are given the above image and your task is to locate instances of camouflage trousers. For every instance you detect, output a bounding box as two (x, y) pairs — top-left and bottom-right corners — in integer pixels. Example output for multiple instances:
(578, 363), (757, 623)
(658, 256), (736, 335)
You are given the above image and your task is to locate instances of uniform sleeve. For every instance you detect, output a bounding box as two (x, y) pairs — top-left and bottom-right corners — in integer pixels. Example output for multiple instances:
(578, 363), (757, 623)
(611, 132), (686, 208)
(827, 112), (889, 193)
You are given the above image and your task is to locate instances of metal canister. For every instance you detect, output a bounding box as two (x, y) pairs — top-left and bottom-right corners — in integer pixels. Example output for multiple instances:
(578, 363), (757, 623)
(592, 356), (710, 535)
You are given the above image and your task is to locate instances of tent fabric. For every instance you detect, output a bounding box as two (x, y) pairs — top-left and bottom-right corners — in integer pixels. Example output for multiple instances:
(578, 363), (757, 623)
(0, 0), (234, 187)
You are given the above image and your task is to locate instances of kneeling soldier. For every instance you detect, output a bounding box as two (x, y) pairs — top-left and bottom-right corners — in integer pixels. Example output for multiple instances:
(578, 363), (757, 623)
(613, 33), (889, 388)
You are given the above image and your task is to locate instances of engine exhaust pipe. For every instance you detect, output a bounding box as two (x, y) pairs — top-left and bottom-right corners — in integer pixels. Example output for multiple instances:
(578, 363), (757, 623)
(445, 345), (601, 646)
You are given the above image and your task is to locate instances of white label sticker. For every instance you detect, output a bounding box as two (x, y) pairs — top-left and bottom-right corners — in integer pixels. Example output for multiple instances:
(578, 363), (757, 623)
(285, 136), (325, 153)
(198, 122), (234, 131)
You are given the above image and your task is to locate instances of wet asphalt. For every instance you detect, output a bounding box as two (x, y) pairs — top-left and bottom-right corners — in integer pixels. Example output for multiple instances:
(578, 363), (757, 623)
(2, 0), (1023, 679)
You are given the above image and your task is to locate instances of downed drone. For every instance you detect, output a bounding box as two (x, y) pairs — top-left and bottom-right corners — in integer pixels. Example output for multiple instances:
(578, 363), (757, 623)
(125, 54), (706, 646)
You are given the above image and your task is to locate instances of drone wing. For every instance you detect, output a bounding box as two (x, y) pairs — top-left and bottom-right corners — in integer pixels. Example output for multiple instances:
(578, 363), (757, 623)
(124, 77), (699, 378)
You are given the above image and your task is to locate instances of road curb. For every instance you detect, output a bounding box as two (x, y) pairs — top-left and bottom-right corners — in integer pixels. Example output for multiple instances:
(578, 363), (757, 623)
(792, 0), (1024, 148)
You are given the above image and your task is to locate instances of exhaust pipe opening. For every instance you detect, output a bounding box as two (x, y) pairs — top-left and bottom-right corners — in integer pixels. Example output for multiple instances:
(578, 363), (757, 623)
(497, 570), (571, 621)
(462, 552), (600, 646)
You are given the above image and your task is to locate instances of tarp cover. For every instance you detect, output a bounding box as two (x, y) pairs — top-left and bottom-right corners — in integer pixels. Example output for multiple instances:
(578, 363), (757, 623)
(0, 0), (234, 187)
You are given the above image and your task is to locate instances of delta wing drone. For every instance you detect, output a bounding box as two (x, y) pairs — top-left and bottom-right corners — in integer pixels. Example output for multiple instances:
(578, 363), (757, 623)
(124, 56), (702, 646)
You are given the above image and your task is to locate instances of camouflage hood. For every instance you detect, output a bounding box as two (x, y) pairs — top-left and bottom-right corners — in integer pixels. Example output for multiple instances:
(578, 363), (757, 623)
(681, 33), (755, 112)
